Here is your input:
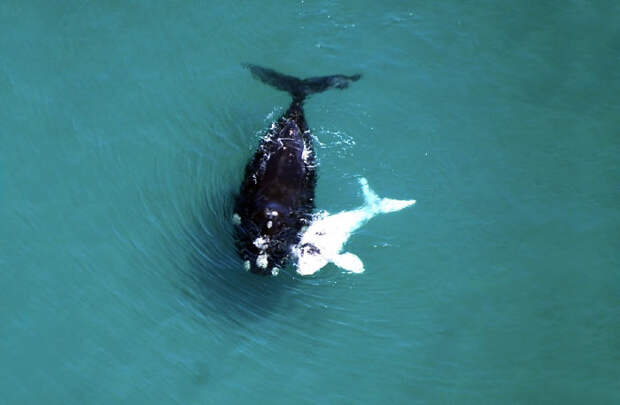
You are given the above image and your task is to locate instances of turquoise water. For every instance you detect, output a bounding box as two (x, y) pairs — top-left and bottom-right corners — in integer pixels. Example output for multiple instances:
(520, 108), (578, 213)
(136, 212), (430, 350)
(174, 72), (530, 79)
(2, 1), (619, 403)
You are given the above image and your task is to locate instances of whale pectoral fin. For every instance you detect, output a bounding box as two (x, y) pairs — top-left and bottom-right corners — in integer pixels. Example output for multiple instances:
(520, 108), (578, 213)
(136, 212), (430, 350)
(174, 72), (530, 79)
(296, 252), (329, 276)
(333, 252), (364, 273)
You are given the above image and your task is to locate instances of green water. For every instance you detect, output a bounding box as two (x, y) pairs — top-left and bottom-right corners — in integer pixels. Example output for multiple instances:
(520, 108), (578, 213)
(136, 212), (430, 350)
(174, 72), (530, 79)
(2, 1), (619, 403)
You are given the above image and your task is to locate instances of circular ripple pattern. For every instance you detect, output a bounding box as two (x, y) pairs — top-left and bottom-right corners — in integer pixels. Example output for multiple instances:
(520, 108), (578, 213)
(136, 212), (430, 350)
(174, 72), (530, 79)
(134, 103), (381, 377)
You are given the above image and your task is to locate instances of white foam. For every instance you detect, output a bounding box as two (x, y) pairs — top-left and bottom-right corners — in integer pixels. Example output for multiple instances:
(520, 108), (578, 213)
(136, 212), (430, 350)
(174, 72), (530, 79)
(302, 139), (313, 165)
(295, 178), (415, 276)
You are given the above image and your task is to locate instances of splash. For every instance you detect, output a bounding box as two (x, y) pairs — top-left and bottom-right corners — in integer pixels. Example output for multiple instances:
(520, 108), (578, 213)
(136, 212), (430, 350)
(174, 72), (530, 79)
(294, 178), (415, 275)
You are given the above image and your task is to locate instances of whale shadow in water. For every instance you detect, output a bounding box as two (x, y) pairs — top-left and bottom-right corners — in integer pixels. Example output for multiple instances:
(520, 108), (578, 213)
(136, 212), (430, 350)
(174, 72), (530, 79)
(169, 114), (297, 326)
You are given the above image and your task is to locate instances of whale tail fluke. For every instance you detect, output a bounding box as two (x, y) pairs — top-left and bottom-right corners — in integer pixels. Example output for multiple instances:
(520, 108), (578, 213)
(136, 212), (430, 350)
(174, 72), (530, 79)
(243, 63), (361, 103)
(359, 177), (416, 214)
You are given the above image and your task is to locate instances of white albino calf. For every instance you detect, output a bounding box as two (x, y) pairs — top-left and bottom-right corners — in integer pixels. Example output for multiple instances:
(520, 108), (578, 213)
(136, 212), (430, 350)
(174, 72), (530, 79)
(294, 178), (415, 275)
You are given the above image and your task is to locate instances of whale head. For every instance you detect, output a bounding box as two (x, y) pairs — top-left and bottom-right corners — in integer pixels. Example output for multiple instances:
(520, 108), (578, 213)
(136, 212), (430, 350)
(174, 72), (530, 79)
(234, 201), (308, 275)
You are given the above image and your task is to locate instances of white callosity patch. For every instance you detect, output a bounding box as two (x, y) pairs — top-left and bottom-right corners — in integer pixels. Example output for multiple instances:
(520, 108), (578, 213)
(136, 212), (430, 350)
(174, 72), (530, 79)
(232, 213), (241, 225)
(243, 260), (251, 271)
(252, 235), (271, 270)
(256, 253), (268, 269)
(253, 235), (271, 269)
(253, 236), (269, 250)
(295, 178), (415, 276)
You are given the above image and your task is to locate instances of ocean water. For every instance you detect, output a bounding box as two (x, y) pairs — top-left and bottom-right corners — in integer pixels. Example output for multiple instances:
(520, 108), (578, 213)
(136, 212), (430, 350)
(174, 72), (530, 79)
(1, 1), (619, 403)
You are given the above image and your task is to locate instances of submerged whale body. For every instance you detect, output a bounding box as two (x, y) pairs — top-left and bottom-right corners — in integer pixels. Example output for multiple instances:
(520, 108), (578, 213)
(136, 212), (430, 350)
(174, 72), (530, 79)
(234, 64), (361, 275)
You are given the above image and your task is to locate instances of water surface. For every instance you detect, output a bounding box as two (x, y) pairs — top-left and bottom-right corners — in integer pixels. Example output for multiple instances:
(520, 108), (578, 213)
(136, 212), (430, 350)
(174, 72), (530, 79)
(1, 1), (619, 403)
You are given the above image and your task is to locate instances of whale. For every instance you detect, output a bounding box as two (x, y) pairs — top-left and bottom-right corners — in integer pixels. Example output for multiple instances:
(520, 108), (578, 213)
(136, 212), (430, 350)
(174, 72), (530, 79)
(233, 64), (361, 275)
(294, 177), (415, 276)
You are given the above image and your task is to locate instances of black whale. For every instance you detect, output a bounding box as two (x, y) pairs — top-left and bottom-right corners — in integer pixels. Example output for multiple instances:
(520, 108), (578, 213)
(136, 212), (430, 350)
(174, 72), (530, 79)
(233, 64), (361, 275)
